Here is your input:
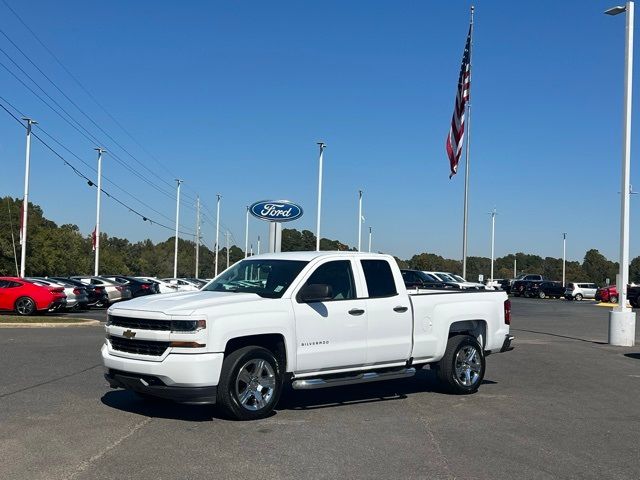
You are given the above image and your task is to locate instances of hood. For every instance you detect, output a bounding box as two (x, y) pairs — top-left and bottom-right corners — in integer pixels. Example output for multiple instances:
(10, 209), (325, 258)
(108, 291), (271, 316)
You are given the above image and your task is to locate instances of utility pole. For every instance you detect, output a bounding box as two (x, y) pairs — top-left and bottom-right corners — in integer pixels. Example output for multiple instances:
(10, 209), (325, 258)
(215, 194), (221, 277)
(19, 117), (36, 278)
(368, 226), (372, 253)
(357, 190), (363, 252)
(562, 232), (567, 287)
(173, 179), (183, 278)
(225, 231), (230, 269)
(244, 205), (249, 258)
(315, 142), (326, 251)
(195, 196), (201, 279)
(93, 147), (106, 276)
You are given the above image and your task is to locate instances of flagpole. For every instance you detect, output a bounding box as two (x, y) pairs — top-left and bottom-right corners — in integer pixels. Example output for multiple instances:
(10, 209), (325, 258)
(357, 190), (363, 252)
(19, 118), (36, 278)
(461, 5), (474, 279)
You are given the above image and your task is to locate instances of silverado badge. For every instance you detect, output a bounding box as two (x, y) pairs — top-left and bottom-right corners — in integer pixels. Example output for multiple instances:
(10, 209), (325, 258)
(123, 329), (136, 339)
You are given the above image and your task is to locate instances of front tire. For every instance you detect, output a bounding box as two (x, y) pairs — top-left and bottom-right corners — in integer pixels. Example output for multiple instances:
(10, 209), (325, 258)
(610, 295), (618, 304)
(217, 346), (283, 420)
(14, 296), (36, 316)
(435, 335), (485, 395)
(539, 291), (546, 299)
(575, 293), (583, 301)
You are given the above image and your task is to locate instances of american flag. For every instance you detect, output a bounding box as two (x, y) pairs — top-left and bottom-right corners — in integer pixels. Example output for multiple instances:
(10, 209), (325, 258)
(446, 25), (472, 179)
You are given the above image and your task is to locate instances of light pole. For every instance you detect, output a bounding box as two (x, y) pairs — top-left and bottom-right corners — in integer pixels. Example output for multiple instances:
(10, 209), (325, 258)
(562, 233), (567, 287)
(606, 2), (637, 346)
(357, 190), (363, 252)
(195, 196), (201, 279)
(225, 231), (230, 269)
(215, 194), (221, 277)
(173, 179), (183, 278)
(93, 147), (106, 276)
(19, 117), (36, 278)
(244, 205), (249, 258)
(315, 142), (325, 251)
(257, 235), (261, 255)
(368, 226), (372, 253)
(490, 208), (496, 284)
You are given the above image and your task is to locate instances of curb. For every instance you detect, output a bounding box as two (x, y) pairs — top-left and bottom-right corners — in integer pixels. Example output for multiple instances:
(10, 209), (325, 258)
(0, 319), (102, 328)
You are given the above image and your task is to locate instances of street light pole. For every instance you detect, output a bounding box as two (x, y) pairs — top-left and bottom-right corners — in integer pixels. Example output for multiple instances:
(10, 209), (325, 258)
(19, 118), (36, 278)
(215, 194), (221, 277)
(244, 205), (249, 258)
(195, 196), (200, 279)
(225, 231), (230, 269)
(257, 235), (261, 255)
(562, 233), (567, 287)
(93, 147), (105, 276)
(490, 208), (496, 284)
(315, 142), (325, 251)
(606, 1), (637, 346)
(368, 226), (372, 253)
(357, 190), (363, 252)
(173, 179), (183, 279)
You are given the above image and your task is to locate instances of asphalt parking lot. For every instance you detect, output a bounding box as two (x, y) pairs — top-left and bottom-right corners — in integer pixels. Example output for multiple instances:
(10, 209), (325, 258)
(1, 297), (639, 480)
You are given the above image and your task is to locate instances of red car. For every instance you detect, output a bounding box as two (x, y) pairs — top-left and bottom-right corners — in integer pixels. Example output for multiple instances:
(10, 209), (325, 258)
(595, 285), (618, 304)
(0, 277), (66, 315)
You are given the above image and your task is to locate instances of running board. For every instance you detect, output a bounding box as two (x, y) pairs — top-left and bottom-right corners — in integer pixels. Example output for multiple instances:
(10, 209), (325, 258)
(291, 367), (416, 390)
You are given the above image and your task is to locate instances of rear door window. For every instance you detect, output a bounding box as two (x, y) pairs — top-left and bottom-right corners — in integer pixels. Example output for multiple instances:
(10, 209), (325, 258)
(361, 260), (397, 298)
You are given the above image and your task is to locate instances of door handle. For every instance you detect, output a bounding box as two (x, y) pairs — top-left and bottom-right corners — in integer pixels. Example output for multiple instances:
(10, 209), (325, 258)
(393, 306), (408, 313)
(348, 308), (365, 316)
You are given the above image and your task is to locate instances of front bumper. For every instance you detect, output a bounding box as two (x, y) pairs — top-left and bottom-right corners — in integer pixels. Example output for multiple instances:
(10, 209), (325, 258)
(101, 344), (223, 403)
(105, 369), (217, 404)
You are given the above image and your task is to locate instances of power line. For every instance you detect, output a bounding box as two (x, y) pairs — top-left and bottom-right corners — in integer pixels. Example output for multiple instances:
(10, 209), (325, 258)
(0, 98), (195, 237)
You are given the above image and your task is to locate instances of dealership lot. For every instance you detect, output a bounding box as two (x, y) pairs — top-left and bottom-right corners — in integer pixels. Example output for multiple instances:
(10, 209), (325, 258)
(1, 298), (639, 480)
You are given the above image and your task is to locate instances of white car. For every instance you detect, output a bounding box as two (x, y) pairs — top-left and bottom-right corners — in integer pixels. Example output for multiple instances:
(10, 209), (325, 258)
(103, 252), (513, 420)
(424, 271), (485, 290)
(136, 277), (179, 294)
(161, 278), (201, 292)
(564, 282), (598, 301)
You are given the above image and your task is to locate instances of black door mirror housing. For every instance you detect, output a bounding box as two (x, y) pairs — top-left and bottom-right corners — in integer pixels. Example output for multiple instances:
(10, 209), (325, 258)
(298, 284), (333, 303)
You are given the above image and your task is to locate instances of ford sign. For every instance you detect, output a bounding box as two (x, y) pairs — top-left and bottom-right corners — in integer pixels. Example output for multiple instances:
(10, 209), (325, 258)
(249, 200), (303, 222)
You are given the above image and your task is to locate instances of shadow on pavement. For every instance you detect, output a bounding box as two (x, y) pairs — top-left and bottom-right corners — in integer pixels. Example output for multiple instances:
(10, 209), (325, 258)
(624, 353), (640, 360)
(101, 369), (499, 420)
(511, 328), (607, 345)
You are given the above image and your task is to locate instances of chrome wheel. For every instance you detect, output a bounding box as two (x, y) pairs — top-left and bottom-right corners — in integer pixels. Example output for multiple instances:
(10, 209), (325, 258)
(235, 358), (276, 411)
(454, 345), (482, 387)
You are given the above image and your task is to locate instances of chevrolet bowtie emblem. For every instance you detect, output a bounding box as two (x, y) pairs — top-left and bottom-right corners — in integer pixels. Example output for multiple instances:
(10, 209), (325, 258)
(123, 329), (136, 339)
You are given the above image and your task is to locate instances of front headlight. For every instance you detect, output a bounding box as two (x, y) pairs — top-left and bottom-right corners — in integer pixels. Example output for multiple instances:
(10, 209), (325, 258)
(170, 319), (206, 332)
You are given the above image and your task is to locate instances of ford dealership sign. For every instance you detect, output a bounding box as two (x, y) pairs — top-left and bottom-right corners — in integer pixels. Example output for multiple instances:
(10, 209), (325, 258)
(249, 200), (303, 222)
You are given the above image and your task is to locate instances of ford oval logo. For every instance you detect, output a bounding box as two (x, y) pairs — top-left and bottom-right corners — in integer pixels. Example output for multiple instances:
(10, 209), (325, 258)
(249, 200), (303, 222)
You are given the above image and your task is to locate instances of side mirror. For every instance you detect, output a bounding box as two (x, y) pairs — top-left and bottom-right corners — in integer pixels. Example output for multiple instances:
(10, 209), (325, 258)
(298, 283), (333, 303)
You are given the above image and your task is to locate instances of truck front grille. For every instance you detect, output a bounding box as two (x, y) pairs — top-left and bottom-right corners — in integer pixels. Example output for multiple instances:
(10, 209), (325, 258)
(108, 316), (171, 331)
(109, 336), (169, 356)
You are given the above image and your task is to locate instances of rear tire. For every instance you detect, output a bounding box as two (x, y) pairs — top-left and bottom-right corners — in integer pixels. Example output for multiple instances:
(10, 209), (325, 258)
(610, 295), (618, 304)
(575, 293), (583, 301)
(217, 346), (283, 421)
(435, 335), (485, 395)
(538, 292), (546, 299)
(14, 296), (36, 316)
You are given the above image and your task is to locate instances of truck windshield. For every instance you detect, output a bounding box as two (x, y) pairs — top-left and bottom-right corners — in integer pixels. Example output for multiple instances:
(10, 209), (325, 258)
(202, 259), (308, 298)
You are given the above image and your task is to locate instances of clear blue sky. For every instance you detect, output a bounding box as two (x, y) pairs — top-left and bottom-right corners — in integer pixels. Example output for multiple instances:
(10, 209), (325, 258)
(0, 0), (637, 262)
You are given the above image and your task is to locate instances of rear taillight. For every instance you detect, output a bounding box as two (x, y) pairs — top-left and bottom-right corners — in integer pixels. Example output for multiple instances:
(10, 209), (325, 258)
(504, 299), (511, 325)
(73, 288), (81, 295)
(116, 286), (124, 292)
(94, 286), (104, 293)
(141, 284), (149, 289)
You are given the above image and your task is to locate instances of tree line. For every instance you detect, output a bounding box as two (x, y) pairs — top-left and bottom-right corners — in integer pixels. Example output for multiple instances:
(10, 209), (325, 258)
(1, 196), (638, 285)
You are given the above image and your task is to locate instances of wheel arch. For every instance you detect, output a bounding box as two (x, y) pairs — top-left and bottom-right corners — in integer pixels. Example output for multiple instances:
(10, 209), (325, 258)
(224, 334), (288, 372)
(448, 320), (487, 348)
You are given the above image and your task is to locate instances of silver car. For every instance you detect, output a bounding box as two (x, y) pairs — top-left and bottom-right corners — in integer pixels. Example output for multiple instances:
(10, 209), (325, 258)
(28, 277), (89, 310)
(72, 276), (132, 306)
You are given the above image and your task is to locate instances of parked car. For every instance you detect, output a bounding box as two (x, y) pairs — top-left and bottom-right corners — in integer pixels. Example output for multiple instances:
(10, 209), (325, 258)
(28, 277), (89, 310)
(627, 285), (640, 308)
(401, 270), (459, 290)
(103, 251), (513, 420)
(101, 276), (157, 297)
(72, 276), (132, 306)
(564, 282), (598, 301)
(509, 274), (546, 294)
(526, 281), (565, 299)
(595, 285), (618, 303)
(511, 279), (535, 297)
(448, 273), (486, 290)
(161, 278), (201, 292)
(50, 277), (109, 308)
(135, 277), (179, 294)
(0, 277), (66, 315)
(498, 279), (511, 293)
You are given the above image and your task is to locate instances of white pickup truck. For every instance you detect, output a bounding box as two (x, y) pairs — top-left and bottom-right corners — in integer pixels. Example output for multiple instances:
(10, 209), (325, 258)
(102, 252), (513, 420)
